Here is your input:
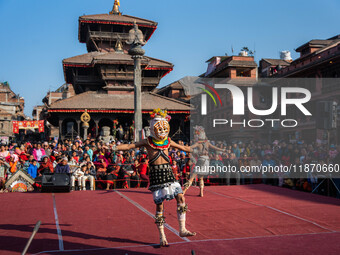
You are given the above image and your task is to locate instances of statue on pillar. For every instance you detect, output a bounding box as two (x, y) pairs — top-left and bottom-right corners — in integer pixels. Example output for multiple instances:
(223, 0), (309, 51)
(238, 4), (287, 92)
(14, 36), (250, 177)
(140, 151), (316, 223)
(81, 110), (91, 140)
(99, 126), (115, 144)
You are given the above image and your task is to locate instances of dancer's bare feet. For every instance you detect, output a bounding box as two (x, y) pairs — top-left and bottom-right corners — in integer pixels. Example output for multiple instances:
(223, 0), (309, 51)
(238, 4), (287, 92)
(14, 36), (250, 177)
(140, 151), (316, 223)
(160, 237), (169, 247)
(179, 230), (196, 237)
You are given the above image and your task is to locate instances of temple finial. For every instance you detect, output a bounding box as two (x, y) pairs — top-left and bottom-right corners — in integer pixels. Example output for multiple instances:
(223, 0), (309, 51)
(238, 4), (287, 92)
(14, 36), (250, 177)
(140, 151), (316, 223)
(110, 0), (121, 15)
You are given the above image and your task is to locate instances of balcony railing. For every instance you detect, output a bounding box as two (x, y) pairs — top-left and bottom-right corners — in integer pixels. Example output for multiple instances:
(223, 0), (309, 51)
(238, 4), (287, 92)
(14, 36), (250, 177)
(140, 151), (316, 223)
(89, 31), (130, 41)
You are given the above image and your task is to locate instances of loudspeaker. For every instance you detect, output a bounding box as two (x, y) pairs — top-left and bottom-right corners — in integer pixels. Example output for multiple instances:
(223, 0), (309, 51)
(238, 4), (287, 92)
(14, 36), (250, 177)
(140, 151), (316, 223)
(41, 173), (71, 193)
(316, 101), (337, 130)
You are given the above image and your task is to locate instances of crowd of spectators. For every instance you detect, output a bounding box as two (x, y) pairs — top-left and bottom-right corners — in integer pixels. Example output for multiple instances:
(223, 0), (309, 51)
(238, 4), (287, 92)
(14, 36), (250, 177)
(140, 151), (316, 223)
(0, 136), (339, 197)
(199, 140), (340, 196)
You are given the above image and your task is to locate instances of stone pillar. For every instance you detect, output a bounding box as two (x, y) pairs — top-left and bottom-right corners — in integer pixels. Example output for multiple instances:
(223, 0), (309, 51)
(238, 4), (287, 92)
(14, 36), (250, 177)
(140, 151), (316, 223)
(76, 120), (81, 135)
(82, 122), (89, 140)
(58, 119), (63, 140)
(128, 22), (146, 142)
(133, 55), (143, 142)
(94, 120), (99, 138)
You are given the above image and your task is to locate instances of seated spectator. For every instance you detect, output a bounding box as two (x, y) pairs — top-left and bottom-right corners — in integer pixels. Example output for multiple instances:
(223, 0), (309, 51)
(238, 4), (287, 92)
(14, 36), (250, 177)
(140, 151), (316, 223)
(81, 162), (96, 191)
(69, 152), (79, 166)
(249, 154), (262, 182)
(226, 153), (240, 185)
(238, 153), (251, 184)
(8, 154), (18, 177)
(102, 164), (119, 190)
(83, 145), (93, 161)
(38, 156), (54, 175)
(43, 142), (51, 157)
(55, 158), (71, 174)
(0, 145), (9, 159)
(127, 159), (140, 188)
(210, 153), (224, 182)
(70, 165), (85, 191)
(80, 156), (95, 168)
(33, 143), (46, 162)
(96, 158), (107, 176)
(262, 153), (276, 184)
(27, 160), (38, 179)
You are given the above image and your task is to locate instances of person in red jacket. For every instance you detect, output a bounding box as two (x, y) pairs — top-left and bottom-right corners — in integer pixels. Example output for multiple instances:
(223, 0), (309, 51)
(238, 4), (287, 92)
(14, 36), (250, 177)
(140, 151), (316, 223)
(138, 158), (149, 184)
(171, 160), (180, 181)
(38, 156), (54, 175)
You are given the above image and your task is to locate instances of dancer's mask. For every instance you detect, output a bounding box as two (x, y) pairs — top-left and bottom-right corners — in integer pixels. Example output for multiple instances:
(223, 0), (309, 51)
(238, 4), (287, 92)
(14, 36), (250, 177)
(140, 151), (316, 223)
(150, 109), (171, 141)
(194, 126), (207, 141)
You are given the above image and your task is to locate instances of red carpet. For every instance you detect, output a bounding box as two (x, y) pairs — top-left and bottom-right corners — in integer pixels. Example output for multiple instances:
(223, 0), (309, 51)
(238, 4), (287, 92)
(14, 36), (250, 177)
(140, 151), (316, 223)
(0, 184), (339, 255)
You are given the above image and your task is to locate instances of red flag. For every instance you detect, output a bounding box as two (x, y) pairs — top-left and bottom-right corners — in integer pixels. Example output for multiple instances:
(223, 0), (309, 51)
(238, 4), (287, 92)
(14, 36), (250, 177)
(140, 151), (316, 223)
(12, 121), (19, 134)
(38, 120), (45, 133)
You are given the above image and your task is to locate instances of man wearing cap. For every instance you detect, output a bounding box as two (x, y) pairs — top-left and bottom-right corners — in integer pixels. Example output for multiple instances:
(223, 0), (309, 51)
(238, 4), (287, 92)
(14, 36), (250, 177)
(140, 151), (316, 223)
(55, 158), (71, 174)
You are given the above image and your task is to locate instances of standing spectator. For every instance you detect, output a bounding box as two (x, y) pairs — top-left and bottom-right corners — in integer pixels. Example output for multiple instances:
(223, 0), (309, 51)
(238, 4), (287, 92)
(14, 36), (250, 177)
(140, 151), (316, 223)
(138, 158), (149, 186)
(0, 157), (10, 192)
(171, 160), (180, 180)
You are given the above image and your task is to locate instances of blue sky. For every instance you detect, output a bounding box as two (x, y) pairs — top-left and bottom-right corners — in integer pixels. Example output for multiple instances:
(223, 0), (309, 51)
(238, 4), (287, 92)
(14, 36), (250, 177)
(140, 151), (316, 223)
(0, 0), (339, 116)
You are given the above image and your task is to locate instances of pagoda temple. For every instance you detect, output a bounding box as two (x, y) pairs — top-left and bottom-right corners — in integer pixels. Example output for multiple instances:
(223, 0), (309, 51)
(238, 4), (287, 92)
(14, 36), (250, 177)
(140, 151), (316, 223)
(44, 1), (191, 140)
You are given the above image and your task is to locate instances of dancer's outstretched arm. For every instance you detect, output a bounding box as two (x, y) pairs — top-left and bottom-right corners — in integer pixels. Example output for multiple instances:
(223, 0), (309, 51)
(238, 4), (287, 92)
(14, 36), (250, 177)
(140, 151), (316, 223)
(170, 140), (191, 153)
(116, 140), (146, 151)
(208, 143), (226, 152)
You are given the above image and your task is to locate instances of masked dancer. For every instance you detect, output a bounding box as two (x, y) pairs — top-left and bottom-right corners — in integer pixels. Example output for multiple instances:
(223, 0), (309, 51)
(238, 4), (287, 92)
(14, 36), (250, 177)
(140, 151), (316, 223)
(115, 109), (196, 246)
(183, 126), (225, 197)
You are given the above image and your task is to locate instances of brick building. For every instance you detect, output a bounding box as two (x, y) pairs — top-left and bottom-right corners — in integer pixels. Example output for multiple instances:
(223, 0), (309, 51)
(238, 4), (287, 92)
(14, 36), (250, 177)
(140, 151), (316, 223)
(0, 82), (25, 140)
(190, 54), (266, 142)
(260, 35), (340, 144)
